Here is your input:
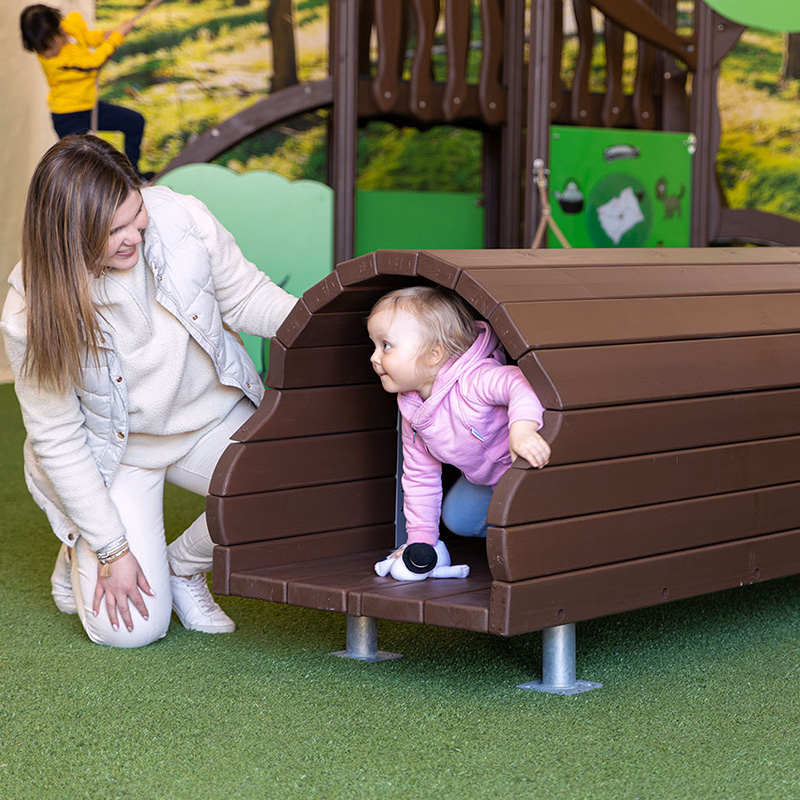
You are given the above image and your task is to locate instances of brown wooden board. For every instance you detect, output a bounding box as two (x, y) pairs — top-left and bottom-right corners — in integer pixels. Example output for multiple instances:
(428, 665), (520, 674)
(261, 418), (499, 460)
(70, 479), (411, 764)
(519, 334), (800, 409)
(228, 549), (390, 609)
(265, 341), (376, 389)
(212, 524), (395, 594)
(488, 293), (800, 358)
(234, 385), (397, 443)
(336, 250), (419, 284)
(416, 247), (800, 289)
(487, 481), (800, 581)
(423, 588), (491, 632)
(489, 436), (800, 527)
(304, 278), (398, 314)
(208, 476), (396, 545)
(209, 430), (398, 497)
(546, 389), (800, 465)
(358, 567), (493, 624)
(455, 263), (800, 318)
(287, 551), (406, 614)
(277, 305), (372, 349)
(488, 528), (800, 636)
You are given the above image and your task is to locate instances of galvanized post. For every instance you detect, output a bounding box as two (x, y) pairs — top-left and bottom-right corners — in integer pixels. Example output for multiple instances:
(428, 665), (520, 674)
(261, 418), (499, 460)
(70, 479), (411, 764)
(517, 623), (602, 695)
(332, 615), (402, 663)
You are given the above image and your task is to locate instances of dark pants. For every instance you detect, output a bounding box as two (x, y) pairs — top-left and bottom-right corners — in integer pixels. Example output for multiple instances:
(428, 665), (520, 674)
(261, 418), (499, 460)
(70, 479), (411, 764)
(52, 101), (145, 173)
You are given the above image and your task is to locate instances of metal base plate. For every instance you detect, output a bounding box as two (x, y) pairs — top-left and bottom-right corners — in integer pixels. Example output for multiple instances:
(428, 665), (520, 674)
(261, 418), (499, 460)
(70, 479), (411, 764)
(332, 650), (403, 663)
(516, 679), (603, 695)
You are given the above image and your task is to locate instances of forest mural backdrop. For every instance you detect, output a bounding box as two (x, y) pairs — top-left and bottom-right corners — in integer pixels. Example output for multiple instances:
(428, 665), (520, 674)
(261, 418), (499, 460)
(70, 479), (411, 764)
(94, 0), (800, 222)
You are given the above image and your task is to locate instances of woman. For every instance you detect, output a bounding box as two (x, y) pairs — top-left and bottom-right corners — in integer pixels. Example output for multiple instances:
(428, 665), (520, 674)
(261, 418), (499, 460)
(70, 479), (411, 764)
(1, 135), (297, 647)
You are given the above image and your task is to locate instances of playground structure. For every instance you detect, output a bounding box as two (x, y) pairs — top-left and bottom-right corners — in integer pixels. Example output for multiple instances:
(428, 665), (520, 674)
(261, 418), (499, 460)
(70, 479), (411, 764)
(159, 0), (800, 256)
(208, 246), (800, 691)
(153, 2), (800, 689)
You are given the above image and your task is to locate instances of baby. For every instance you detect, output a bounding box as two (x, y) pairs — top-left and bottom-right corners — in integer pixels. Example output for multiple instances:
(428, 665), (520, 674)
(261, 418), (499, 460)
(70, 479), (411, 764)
(367, 286), (550, 581)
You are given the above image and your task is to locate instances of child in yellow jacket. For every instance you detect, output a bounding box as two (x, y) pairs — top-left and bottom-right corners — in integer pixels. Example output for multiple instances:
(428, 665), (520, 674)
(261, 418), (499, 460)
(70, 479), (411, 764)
(20, 4), (149, 177)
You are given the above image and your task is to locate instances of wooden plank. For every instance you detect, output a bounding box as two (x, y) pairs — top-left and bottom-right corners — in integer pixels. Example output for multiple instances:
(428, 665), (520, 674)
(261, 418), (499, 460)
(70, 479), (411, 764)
(488, 528), (800, 636)
(454, 263), (800, 318)
(359, 567), (493, 624)
(424, 588), (490, 632)
(210, 430), (397, 497)
(302, 270), (344, 312)
(226, 549), (388, 606)
(208, 476), (396, 545)
(288, 551), (400, 614)
(416, 247), (800, 289)
(489, 293), (800, 358)
(546, 388), (800, 465)
(306, 281), (397, 314)
(234, 384), (397, 443)
(489, 436), (800, 527)
(487, 481), (800, 581)
(277, 305), (370, 348)
(337, 250), (419, 285)
(266, 341), (376, 388)
(230, 550), (385, 611)
(519, 334), (800, 410)
(357, 538), (491, 623)
(211, 524), (395, 593)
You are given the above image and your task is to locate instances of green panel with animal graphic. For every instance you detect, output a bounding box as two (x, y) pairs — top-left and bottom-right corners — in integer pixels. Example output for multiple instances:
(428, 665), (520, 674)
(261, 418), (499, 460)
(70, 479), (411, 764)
(547, 126), (694, 248)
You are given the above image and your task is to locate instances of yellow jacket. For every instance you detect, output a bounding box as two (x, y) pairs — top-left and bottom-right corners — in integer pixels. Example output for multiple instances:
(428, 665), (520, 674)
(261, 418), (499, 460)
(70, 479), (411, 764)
(37, 12), (125, 113)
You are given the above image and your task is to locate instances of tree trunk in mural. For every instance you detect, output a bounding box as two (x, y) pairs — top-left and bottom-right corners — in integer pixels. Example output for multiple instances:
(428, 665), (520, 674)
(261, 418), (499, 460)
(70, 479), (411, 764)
(781, 32), (800, 81)
(266, 0), (298, 91)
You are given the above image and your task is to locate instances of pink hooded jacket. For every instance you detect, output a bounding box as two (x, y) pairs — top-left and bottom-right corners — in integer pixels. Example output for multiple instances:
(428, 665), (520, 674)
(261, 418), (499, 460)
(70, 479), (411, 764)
(397, 321), (545, 545)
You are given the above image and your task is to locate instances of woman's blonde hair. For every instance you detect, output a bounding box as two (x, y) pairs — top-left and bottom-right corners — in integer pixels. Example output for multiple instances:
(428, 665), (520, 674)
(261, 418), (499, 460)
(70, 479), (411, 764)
(21, 135), (141, 392)
(368, 285), (477, 362)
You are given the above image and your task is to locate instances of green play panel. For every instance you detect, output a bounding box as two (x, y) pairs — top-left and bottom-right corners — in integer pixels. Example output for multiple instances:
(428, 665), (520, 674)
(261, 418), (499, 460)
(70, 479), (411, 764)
(547, 125), (694, 249)
(355, 190), (484, 255)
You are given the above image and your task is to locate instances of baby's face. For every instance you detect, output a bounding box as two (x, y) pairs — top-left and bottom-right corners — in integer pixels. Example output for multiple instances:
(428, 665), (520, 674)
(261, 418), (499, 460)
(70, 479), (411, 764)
(367, 307), (439, 400)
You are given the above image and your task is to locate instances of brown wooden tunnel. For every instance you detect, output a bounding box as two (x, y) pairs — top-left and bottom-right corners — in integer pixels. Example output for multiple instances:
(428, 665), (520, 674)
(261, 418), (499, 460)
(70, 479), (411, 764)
(208, 247), (800, 638)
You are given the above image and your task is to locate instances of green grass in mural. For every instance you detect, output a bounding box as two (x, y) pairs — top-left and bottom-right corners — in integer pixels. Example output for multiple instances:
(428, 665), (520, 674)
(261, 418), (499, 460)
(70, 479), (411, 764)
(717, 30), (800, 221)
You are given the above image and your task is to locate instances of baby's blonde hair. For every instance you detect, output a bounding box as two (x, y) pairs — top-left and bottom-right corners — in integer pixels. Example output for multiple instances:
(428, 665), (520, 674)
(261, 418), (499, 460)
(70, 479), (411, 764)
(368, 285), (477, 362)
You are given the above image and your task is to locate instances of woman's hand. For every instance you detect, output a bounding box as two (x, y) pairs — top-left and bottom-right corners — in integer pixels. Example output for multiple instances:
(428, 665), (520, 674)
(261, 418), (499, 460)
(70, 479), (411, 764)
(509, 420), (551, 469)
(92, 551), (154, 633)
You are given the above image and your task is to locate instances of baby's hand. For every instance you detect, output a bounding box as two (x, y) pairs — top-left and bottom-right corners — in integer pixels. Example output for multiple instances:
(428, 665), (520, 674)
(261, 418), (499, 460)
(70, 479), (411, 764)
(509, 421), (551, 469)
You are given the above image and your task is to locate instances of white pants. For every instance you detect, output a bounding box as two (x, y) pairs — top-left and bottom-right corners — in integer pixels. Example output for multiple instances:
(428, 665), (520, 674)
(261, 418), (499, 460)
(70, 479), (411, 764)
(70, 398), (255, 648)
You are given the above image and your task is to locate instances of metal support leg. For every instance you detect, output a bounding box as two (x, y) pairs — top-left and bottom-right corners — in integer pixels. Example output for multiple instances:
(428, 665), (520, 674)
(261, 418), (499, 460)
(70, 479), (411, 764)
(517, 623), (602, 695)
(332, 615), (403, 663)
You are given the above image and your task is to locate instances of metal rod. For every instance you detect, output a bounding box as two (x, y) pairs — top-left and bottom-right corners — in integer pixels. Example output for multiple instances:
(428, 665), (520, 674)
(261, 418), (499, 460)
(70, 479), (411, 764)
(332, 615), (403, 663)
(542, 622), (577, 689)
(517, 623), (603, 695)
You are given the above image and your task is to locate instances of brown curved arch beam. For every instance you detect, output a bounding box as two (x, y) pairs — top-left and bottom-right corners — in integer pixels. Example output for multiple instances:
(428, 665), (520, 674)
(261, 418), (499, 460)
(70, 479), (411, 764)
(157, 78), (334, 176)
(591, 0), (697, 70)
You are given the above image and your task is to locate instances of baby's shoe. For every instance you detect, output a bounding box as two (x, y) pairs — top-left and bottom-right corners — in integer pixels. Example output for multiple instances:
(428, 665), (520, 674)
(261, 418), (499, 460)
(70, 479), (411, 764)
(51, 543), (77, 614)
(170, 573), (236, 633)
(374, 540), (470, 582)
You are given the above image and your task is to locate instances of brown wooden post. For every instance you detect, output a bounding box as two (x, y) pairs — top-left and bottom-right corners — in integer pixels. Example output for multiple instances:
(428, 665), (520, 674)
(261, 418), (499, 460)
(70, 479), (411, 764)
(524, 0), (555, 248)
(499, 0), (525, 248)
(690, 1), (716, 247)
(332, 0), (359, 264)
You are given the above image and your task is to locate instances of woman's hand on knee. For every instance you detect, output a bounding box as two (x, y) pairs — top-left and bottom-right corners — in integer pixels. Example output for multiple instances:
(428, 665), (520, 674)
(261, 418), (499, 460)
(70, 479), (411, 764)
(92, 552), (154, 633)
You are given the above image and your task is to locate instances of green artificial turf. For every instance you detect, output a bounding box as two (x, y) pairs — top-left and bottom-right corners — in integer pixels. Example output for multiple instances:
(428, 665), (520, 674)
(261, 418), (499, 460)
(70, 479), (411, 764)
(1, 381), (799, 799)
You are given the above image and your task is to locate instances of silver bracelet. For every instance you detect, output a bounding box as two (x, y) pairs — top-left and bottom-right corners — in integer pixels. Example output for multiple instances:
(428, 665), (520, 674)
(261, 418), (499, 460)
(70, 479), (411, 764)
(96, 535), (129, 563)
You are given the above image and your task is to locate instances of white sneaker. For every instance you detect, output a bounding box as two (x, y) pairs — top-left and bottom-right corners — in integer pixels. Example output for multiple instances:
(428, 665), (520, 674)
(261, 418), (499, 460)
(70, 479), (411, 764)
(51, 543), (77, 614)
(170, 573), (236, 633)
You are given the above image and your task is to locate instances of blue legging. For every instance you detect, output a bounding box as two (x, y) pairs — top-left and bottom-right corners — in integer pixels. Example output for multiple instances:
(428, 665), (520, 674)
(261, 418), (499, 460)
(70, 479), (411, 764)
(52, 101), (145, 173)
(441, 474), (493, 538)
